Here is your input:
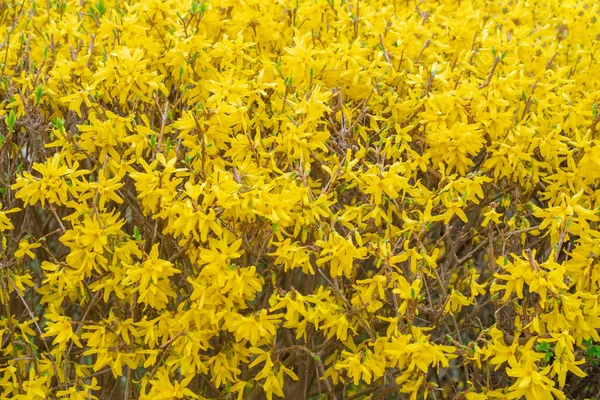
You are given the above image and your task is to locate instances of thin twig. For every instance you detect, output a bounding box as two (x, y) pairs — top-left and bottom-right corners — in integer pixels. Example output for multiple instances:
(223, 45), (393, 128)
(478, 56), (501, 89)
(379, 34), (391, 64)
(49, 205), (66, 233)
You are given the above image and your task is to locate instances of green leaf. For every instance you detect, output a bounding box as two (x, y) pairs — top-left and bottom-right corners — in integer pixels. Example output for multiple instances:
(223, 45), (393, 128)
(6, 110), (16, 133)
(34, 85), (44, 104)
(535, 341), (550, 352)
(133, 226), (141, 243)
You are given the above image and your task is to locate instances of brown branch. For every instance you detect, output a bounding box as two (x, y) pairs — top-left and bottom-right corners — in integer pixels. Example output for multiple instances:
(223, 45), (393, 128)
(478, 56), (501, 89)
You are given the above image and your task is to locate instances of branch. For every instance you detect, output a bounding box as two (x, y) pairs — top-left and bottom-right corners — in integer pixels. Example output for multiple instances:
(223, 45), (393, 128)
(478, 56), (501, 89)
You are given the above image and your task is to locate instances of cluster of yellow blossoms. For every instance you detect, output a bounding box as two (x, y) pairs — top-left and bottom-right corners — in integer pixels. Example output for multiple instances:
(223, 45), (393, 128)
(1, 0), (600, 398)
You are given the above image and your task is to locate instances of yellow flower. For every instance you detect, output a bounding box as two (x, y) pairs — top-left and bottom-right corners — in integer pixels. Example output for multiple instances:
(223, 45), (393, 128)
(14, 238), (41, 259)
(482, 208), (502, 227)
(0, 204), (19, 232)
(42, 310), (82, 351)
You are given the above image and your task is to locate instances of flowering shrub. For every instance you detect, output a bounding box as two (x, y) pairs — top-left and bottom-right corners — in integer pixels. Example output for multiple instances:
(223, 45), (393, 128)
(1, 0), (600, 398)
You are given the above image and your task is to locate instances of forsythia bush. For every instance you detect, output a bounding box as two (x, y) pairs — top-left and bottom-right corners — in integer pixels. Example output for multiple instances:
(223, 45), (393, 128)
(1, 0), (600, 398)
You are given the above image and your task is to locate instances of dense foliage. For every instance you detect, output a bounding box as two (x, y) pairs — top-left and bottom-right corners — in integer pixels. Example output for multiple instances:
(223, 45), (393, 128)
(1, 0), (600, 398)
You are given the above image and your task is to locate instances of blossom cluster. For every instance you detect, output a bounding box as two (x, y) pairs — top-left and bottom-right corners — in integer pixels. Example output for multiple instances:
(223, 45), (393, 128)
(1, 0), (600, 399)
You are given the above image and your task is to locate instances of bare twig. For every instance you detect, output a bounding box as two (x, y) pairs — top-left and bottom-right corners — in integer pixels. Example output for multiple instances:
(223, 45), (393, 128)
(478, 56), (501, 89)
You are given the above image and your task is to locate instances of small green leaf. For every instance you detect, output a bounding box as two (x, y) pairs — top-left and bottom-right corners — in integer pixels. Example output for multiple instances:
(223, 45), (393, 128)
(535, 341), (550, 352)
(6, 110), (16, 133)
(133, 226), (141, 243)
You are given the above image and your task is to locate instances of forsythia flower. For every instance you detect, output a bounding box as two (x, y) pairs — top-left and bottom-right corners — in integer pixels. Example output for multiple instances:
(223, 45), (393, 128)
(14, 238), (41, 259)
(2, 0), (600, 398)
